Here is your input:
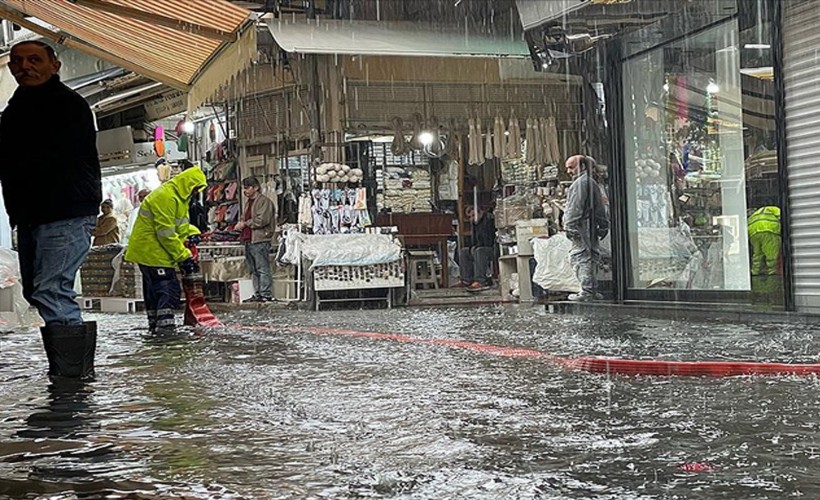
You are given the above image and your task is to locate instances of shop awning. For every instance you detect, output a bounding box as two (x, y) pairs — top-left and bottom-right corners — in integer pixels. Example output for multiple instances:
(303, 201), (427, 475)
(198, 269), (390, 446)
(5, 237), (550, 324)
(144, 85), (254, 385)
(0, 0), (257, 112)
(267, 18), (530, 58)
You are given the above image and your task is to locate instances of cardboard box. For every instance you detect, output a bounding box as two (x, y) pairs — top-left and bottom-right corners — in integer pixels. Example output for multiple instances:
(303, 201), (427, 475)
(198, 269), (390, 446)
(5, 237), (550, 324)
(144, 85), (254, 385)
(515, 219), (549, 255)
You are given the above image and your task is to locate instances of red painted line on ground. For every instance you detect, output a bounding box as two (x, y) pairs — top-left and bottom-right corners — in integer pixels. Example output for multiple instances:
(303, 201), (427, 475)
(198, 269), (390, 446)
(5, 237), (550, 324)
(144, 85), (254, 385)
(236, 325), (820, 377)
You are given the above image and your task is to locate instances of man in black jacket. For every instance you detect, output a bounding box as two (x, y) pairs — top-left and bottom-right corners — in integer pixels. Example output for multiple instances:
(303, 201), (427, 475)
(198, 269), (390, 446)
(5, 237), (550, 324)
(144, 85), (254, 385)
(459, 205), (496, 292)
(0, 41), (101, 380)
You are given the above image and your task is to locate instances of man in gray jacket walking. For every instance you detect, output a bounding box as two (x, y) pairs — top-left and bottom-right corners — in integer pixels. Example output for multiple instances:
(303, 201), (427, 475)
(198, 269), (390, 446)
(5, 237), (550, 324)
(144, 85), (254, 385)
(235, 176), (276, 302)
(563, 155), (609, 301)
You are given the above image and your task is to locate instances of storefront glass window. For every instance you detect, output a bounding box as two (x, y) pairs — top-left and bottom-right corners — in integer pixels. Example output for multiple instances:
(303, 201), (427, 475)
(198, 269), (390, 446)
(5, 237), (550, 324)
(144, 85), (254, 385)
(622, 6), (780, 301)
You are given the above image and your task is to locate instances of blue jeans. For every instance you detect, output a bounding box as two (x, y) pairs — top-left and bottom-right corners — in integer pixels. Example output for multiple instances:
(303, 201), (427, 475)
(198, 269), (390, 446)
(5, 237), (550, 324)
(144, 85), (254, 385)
(17, 215), (95, 326)
(244, 241), (272, 298)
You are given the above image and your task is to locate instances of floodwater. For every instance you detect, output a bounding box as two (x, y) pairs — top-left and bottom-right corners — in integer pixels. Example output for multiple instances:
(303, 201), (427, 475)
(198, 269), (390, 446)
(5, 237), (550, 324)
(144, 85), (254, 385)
(2, 306), (820, 499)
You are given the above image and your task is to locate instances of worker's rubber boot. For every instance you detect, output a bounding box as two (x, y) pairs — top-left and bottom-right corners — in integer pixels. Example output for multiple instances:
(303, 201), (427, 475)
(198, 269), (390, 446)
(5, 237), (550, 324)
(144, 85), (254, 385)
(40, 321), (97, 381)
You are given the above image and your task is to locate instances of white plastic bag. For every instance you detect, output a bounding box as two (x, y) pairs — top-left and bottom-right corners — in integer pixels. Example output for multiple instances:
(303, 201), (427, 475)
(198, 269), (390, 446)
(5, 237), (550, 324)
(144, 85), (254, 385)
(531, 236), (580, 293)
(0, 247), (41, 328)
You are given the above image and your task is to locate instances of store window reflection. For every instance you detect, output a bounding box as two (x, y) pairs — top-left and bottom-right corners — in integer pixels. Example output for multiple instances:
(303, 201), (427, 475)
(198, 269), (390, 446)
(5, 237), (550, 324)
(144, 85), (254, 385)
(623, 15), (780, 302)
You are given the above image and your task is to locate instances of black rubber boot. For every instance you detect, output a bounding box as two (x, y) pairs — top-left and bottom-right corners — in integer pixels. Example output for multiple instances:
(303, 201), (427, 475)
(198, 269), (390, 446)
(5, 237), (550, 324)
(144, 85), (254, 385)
(40, 321), (97, 381)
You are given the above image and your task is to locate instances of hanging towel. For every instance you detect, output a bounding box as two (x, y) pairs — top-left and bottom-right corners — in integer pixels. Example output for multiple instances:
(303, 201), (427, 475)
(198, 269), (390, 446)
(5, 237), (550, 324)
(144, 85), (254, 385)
(525, 118), (536, 164)
(484, 122), (493, 162)
(493, 113), (505, 159)
(547, 116), (562, 166)
(467, 117), (479, 165)
(390, 116), (408, 156)
(445, 119), (459, 158)
(532, 118), (544, 166)
(476, 119), (485, 165)
(410, 113), (424, 150)
(507, 110), (521, 159)
(539, 118), (552, 165)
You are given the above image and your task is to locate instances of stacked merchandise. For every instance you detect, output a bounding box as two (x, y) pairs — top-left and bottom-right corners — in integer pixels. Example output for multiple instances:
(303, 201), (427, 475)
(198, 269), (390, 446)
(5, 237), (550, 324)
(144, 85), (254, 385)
(116, 262), (143, 298)
(501, 159), (538, 185)
(204, 159), (239, 234)
(495, 192), (536, 229)
(315, 163), (364, 184)
(80, 245), (123, 297)
(380, 166), (431, 213)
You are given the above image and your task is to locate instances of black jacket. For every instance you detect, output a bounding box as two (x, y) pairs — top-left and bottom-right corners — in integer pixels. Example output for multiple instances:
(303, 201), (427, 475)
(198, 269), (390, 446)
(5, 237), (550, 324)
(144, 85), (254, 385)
(0, 75), (102, 227)
(471, 213), (496, 248)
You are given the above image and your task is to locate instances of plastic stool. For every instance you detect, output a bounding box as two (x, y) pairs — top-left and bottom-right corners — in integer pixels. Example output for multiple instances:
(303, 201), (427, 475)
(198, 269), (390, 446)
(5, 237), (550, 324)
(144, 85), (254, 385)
(407, 250), (439, 290)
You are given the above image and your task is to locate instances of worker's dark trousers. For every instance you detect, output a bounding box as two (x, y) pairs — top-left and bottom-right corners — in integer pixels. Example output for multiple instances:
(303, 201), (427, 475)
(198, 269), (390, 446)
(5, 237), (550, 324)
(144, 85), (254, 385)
(138, 265), (180, 333)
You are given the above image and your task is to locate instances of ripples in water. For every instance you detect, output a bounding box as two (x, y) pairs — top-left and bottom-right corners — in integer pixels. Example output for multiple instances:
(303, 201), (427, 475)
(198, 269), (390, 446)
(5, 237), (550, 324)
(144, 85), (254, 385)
(0, 307), (819, 498)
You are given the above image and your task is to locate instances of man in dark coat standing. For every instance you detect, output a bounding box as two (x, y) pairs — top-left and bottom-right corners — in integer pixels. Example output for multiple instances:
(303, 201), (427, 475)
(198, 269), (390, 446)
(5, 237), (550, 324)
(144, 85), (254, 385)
(563, 155), (609, 301)
(0, 41), (102, 380)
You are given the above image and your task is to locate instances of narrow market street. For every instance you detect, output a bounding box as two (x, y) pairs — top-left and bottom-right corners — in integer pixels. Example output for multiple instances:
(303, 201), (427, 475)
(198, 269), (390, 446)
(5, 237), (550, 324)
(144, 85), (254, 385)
(2, 306), (820, 499)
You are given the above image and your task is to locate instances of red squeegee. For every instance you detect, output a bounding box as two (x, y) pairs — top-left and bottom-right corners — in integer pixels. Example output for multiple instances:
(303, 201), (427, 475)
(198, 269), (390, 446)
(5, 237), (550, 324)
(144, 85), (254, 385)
(182, 242), (222, 328)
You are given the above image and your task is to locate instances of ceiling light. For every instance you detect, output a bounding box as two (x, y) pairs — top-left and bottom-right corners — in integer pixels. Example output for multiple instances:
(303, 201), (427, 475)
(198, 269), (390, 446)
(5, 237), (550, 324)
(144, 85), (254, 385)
(419, 132), (434, 146)
(744, 43), (771, 50)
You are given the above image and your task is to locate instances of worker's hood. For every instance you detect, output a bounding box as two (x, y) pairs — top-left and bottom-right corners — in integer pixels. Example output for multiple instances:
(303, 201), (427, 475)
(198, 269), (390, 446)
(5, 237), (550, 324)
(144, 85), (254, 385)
(169, 167), (207, 199)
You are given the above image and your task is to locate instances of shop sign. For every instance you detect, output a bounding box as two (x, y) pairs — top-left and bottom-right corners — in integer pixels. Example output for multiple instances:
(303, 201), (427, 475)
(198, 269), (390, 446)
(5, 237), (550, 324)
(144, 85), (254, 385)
(144, 90), (187, 121)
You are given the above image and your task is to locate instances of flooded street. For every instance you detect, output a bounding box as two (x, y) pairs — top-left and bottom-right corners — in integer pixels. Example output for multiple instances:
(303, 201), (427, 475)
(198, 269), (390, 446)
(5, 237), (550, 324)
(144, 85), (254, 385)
(2, 306), (820, 499)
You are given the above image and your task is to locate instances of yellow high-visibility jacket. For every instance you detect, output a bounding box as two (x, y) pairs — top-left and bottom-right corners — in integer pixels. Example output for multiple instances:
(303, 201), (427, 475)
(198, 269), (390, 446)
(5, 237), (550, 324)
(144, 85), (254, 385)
(125, 167), (206, 267)
(748, 206), (781, 237)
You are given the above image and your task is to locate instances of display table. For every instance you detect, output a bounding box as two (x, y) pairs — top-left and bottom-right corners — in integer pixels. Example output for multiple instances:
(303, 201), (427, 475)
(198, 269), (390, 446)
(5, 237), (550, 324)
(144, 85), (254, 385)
(301, 234), (404, 310)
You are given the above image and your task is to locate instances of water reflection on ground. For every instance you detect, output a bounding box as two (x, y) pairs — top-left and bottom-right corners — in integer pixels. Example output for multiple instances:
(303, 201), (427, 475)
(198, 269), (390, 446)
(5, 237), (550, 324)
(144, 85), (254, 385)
(1, 306), (820, 498)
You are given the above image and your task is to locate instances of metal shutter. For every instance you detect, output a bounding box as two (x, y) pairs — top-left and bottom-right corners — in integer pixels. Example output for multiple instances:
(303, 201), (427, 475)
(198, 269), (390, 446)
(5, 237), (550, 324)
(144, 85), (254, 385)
(784, 0), (820, 313)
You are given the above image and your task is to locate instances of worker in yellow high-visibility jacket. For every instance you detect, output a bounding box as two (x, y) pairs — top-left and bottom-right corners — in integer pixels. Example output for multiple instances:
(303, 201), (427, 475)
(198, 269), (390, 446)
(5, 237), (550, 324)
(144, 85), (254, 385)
(748, 205), (781, 276)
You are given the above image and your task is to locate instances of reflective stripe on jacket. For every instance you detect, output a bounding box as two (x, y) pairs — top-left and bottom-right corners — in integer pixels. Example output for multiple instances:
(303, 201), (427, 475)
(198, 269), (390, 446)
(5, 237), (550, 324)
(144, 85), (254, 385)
(748, 206), (781, 236)
(125, 167), (206, 267)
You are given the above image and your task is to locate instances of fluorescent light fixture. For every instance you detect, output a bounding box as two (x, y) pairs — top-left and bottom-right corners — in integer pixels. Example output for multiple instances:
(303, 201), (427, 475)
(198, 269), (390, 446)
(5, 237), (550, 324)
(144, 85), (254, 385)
(744, 43), (771, 50)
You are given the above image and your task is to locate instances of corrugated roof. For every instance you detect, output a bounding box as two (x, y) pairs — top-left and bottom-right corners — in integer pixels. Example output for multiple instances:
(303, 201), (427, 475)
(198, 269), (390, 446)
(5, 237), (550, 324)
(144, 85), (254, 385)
(0, 0), (256, 111)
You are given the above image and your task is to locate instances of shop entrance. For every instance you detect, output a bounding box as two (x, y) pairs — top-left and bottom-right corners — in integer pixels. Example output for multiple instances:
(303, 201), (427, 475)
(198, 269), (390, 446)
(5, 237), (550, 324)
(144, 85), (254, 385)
(617, 1), (783, 307)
